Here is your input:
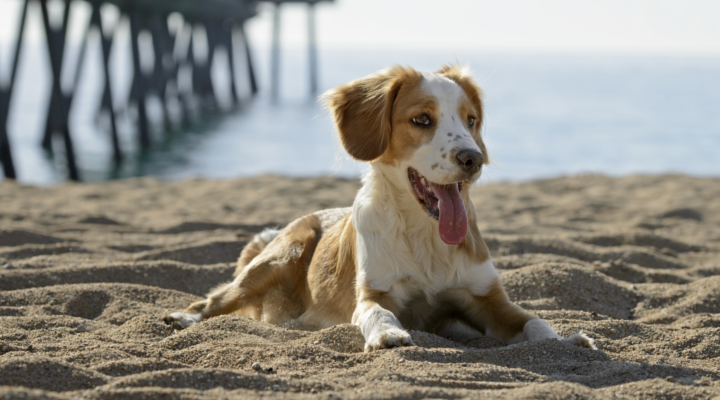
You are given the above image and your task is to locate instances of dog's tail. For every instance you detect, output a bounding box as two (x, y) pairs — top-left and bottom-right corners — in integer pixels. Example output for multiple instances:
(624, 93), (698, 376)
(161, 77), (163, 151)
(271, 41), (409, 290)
(234, 228), (280, 277)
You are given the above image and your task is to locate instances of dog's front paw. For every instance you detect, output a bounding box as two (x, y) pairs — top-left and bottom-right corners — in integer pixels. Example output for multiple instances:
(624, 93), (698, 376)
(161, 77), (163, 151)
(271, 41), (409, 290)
(364, 327), (414, 352)
(523, 318), (562, 342)
(563, 331), (597, 350)
(523, 319), (597, 350)
(163, 312), (201, 330)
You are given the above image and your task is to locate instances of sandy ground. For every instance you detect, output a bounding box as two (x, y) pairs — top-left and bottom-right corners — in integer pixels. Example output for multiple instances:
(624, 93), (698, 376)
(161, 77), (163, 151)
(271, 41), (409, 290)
(0, 174), (719, 399)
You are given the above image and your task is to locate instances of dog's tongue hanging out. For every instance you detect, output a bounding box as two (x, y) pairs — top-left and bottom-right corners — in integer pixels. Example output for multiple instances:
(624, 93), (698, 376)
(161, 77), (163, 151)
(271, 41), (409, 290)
(429, 182), (467, 245)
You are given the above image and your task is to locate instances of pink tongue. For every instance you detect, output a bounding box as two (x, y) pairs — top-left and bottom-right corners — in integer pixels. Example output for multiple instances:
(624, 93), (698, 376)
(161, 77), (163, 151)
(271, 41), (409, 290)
(430, 182), (467, 245)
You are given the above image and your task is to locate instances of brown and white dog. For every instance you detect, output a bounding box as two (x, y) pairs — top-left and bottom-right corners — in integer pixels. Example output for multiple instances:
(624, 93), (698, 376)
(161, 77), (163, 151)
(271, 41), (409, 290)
(165, 65), (595, 352)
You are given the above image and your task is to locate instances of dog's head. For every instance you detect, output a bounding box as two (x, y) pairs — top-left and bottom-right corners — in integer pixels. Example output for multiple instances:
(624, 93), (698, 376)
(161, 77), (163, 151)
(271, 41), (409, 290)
(324, 65), (488, 245)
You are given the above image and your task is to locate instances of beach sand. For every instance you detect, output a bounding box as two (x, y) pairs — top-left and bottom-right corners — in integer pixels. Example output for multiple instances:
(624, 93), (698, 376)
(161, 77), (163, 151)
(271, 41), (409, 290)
(0, 174), (719, 399)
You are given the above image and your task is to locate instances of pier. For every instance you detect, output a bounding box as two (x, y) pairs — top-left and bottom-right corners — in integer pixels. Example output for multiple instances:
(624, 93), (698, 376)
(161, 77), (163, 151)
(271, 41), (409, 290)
(0, 0), (332, 182)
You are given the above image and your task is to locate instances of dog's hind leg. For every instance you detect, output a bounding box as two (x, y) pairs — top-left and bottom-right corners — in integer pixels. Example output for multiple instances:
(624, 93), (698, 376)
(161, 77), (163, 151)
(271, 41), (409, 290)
(235, 228), (280, 277)
(164, 216), (319, 329)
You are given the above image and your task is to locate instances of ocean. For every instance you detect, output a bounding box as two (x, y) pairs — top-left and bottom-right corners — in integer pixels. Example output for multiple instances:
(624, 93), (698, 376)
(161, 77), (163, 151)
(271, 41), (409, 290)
(2, 43), (719, 185)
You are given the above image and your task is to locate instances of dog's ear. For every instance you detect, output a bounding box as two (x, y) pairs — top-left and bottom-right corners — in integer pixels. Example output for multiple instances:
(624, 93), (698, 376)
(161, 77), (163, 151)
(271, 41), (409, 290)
(436, 65), (490, 165)
(323, 66), (417, 161)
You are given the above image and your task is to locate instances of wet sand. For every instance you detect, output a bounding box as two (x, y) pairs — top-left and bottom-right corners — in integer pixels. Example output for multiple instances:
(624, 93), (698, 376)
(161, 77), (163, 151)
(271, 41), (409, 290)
(0, 174), (719, 399)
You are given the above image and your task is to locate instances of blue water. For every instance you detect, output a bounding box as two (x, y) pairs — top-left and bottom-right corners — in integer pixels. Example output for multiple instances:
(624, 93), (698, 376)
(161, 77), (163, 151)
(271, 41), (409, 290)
(2, 45), (719, 185)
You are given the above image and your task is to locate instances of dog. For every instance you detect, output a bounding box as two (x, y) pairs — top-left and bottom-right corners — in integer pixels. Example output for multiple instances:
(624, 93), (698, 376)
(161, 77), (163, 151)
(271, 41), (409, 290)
(164, 65), (596, 352)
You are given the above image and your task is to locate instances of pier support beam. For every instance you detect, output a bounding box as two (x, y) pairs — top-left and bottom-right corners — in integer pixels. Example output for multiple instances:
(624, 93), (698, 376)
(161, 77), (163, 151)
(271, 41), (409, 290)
(270, 2), (281, 102)
(150, 15), (175, 130)
(193, 24), (219, 114)
(176, 23), (195, 127)
(307, 2), (317, 96)
(223, 23), (239, 104)
(129, 11), (151, 152)
(0, 0), (29, 180)
(39, 0), (80, 181)
(240, 25), (258, 96)
(90, 3), (122, 165)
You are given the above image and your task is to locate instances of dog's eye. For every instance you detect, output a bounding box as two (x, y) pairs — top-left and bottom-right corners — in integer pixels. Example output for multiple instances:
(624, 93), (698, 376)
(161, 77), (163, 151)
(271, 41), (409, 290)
(412, 115), (431, 126)
(468, 117), (476, 128)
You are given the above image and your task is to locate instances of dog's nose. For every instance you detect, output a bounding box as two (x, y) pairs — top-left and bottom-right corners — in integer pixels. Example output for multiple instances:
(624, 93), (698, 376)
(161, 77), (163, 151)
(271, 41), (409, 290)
(455, 149), (484, 174)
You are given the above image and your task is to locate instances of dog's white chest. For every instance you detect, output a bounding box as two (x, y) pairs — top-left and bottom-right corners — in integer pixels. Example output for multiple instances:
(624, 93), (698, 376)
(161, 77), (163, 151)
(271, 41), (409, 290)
(384, 250), (499, 303)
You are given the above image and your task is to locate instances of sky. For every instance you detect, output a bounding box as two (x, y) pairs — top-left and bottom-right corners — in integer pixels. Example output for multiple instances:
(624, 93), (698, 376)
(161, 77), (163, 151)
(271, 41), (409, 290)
(0, 0), (718, 56)
(245, 0), (720, 55)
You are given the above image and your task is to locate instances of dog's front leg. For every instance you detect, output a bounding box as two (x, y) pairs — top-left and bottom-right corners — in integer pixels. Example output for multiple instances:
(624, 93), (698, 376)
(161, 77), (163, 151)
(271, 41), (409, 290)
(351, 207), (415, 352)
(461, 278), (596, 349)
(352, 292), (414, 352)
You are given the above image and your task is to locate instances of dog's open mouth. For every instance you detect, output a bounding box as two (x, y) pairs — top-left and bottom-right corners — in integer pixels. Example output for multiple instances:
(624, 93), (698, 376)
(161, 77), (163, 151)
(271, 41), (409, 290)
(408, 168), (468, 245)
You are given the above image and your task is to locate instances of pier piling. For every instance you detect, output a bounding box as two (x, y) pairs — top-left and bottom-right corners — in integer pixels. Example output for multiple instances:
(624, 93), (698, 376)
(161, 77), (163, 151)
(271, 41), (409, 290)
(270, 2), (282, 102)
(0, 0), (29, 180)
(308, 2), (318, 95)
(240, 25), (259, 96)
(128, 11), (151, 152)
(90, 3), (122, 165)
(39, 0), (81, 181)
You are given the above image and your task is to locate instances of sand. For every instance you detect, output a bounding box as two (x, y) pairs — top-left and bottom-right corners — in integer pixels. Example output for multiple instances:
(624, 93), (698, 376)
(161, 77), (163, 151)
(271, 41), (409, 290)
(0, 173), (719, 399)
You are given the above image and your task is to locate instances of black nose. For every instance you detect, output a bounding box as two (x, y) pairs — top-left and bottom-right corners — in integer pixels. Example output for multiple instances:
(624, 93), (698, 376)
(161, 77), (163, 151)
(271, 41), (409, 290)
(455, 149), (484, 174)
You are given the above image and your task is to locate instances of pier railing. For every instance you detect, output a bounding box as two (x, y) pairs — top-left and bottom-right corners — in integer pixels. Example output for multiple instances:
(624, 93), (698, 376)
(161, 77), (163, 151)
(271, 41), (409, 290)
(0, 0), (332, 182)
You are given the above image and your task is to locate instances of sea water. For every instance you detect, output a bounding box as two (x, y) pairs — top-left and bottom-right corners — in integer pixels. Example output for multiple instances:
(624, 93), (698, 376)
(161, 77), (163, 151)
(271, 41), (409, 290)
(2, 44), (719, 185)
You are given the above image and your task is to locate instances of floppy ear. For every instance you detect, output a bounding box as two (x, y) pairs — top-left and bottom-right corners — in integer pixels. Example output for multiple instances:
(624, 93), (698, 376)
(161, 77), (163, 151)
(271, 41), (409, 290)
(436, 65), (490, 165)
(323, 66), (414, 161)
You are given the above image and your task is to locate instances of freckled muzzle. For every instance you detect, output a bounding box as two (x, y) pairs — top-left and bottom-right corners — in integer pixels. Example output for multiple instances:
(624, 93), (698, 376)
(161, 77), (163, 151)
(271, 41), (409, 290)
(408, 168), (468, 245)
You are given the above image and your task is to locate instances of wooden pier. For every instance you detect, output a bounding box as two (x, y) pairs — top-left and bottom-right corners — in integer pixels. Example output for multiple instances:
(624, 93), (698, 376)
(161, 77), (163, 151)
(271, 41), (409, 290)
(0, 0), (333, 182)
